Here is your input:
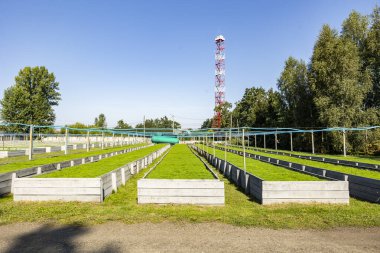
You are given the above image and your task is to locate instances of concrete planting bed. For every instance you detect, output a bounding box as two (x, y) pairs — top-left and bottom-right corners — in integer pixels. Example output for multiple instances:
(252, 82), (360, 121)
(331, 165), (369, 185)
(137, 144), (225, 205)
(194, 146), (349, 205)
(1, 144), (150, 196)
(12, 145), (170, 202)
(216, 145), (380, 204)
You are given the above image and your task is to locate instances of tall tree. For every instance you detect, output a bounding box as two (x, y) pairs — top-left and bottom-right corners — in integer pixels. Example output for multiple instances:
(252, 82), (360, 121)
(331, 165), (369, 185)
(135, 116), (181, 129)
(115, 119), (131, 129)
(342, 11), (369, 53)
(233, 87), (265, 127)
(365, 6), (380, 108)
(309, 25), (370, 128)
(277, 57), (314, 127)
(94, 113), (107, 128)
(214, 102), (232, 128)
(0, 66), (61, 127)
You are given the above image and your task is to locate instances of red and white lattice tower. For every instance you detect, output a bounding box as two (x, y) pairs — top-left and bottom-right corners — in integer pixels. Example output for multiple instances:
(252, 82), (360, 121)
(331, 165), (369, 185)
(213, 35), (225, 128)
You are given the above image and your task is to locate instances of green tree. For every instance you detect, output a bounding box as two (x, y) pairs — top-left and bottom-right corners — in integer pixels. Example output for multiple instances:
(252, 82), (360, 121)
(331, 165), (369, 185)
(135, 116), (181, 129)
(233, 87), (270, 127)
(277, 57), (314, 127)
(201, 118), (212, 129)
(214, 102), (232, 128)
(0, 66), (61, 127)
(309, 25), (370, 127)
(309, 25), (371, 152)
(364, 6), (380, 108)
(94, 113), (107, 128)
(60, 122), (88, 134)
(342, 11), (369, 53)
(115, 119), (131, 129)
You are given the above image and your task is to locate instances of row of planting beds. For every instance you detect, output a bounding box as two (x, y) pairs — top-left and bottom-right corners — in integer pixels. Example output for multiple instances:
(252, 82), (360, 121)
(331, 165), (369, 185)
(229, 144), (379, 171)
(214, 145), (379, 204)
(223, 145), (380, 179)
(0, 144), (148, 196)
(195, 145), (349, 205)
(13, 144), (169, 202)
(0, 140), (140, 158)
(138, 144), (224, 205)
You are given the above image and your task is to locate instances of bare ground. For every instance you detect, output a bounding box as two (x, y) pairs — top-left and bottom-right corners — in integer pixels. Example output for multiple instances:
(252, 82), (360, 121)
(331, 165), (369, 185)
(0, 222), (379, 253)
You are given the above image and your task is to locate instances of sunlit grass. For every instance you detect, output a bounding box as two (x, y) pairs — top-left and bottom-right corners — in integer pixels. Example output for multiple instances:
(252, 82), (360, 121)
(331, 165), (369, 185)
(37, 144), (166, 178)
(224, 145), (380, 180)
(147, 144), (214, 179)
(0, 144), (146, 174)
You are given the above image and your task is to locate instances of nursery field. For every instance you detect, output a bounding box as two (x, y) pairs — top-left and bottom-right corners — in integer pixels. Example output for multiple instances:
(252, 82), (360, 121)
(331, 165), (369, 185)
(245, 145), (380, 164)
(196, 145), (321, 181)
(147, 144), (214, 179)
(0, 154), (379, 228)
(36, 144), (165, 178)
(223, 145), (380, 180)
(0, 144), (145, 174)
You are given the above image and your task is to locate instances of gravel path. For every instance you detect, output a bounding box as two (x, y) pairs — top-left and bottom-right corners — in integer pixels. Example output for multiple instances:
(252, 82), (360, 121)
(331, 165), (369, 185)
(0, 222), (379, 252)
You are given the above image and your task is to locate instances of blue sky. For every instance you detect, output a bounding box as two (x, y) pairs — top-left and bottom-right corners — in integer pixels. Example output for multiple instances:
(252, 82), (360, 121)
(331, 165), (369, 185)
(0, 0), (378, 128)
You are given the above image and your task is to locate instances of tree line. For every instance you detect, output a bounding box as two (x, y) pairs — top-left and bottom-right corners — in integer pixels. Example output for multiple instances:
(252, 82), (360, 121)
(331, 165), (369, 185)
(202, 7), (380, 154)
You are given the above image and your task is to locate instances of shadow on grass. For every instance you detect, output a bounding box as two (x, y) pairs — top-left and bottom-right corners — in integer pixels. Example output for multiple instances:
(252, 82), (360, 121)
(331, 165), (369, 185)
(4, 224), (121, 253)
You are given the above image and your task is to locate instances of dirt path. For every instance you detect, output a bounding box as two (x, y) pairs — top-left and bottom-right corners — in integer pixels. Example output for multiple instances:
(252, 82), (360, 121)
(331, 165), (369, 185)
(0, 222), (379, 252)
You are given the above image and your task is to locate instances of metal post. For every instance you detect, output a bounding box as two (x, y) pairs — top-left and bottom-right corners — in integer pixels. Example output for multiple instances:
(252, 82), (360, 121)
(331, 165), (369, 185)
(28, 125), (34, 160)
(101, 131), (104, 149)
(311, 131), (315, 154)
(254, 134), (257, 147)
(64, 127), (68, 155)
(224, 132), (227, 162)
(86, 130), (90, 152)
(143, 115), (146, 143)
(206, 135), (209, 154)
(343, 130), (347, 157)
(229, 114), (232, 144)
(290, 132), (293, 152)
(213, 132), (215, 157)
(112, 132), (115, 147)
(242, 129), (246, 174)
(275, 132), (278, 150)
(264, 134), (266, 149)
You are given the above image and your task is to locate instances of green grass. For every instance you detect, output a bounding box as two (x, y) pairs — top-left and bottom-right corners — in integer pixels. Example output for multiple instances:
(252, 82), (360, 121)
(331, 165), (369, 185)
(224, 145), (380, 180)
(197, 145), (321, 181)
(147, 144), (214, 179)
(0, 144), (145, 174)
(0, 157), (379, 229)
(245, 145), (380, 164)
(37, 144), (166, 178)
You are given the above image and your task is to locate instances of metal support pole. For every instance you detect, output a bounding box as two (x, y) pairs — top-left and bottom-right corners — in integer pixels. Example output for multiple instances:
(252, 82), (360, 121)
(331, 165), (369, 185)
(290, 132), (293, 152)
(264, 134), (266, 149)
(101, 131), (105, 149)
(224, 132), (227, 162)
(206, 135), (209, 154)
(242, 129), (246, 174)
(229, 114), (232, 144)
(254, 134), (257, 148)
(112, 132), (115, 147)
(143, 115), (146, 143)
(311, 131), (315, 154)
(64, 127), (68, 155)
(28, 125), (34, 160)
(275, 132), (278, 150)
(86, 130), (90, 152)
(213, 132), (215, 157)
(343, 130), (347, 157)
